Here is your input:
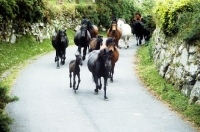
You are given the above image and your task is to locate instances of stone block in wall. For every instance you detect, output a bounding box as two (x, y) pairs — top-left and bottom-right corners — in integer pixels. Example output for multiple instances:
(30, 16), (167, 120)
(173, 66), (184, 79)
(165, 66), (174, 80)
(180, 48), (188, 66)
(181, 84), (194, 96)
(189, 46), (197, 54)
(189, 80), (200, 103)
(188, 54), (196, 64)
(10, 34), (16, 44)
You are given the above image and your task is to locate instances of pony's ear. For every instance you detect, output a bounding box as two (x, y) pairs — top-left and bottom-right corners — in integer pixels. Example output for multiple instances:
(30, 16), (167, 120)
(64, 29), (66, 33)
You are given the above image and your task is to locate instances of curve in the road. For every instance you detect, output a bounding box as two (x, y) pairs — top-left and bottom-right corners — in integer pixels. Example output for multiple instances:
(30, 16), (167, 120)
(6, 36), (197, 132)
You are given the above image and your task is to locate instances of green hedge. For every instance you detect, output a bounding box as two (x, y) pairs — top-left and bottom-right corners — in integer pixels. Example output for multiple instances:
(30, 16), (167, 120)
(154, 0), (200, 43)
(75, 0), (135, 28)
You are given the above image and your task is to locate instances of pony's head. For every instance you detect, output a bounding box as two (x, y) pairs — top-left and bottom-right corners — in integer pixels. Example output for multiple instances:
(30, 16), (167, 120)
(117, 18), (126, 27)
(99, 48), (112, 70)
(80, 24), (87, 38)
(75, 54), (83, 66)
(57, 30), (67, 43)
(106, 37), (116, 48)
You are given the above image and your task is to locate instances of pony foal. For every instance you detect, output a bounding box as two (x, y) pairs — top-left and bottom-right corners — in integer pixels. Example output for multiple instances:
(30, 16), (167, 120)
(69, 54), (83, 93)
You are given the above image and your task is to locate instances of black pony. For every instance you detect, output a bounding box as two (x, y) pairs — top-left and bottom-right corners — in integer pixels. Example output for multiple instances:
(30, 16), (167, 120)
(74, 24), (91, 60)
(87, 48), (113, 100)
(52, 30), (69, 68)
(69, 54), (83, 93)
(132, 19), (151, 46)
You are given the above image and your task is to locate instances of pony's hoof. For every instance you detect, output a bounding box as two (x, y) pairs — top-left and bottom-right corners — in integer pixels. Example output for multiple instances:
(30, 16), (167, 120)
(97, 86), (102, 90)
(61, 61), (65, 65)
(110, 78), (113, 83)
(74, 90), (76, 93)
(56, 66), (60, 69)
(94, 89), (98, 93)
(104, 97), (109, 101)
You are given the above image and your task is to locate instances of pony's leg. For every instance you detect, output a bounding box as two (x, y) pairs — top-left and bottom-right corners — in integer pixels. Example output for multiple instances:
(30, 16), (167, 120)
(61, 49), (66, 65)
(98, 78), (102, 90)
(94, 75), (99, 93)
(78, 46), (81, 55)
(69, 72), (72, 88)
(73, 73), (76, 90)
(127, 36), (130, 48)
(136, 36), (139, 46)
(110, 65), (114, 82)
(82, 46), (87, 61)
(103, 77), (108, 100)
(56, 50), (60, 68)
(76, 72), (81, 90)
(124, 36), (128, 49)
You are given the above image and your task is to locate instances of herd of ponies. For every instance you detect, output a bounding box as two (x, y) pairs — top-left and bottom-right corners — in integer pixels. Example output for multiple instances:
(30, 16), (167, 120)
(51, 18), (147, 100)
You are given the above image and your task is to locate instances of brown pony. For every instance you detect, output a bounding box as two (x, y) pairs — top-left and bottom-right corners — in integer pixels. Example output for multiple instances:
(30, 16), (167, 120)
(107, 21), (122, 48)
(89, 25), (98, 38)
(89, 35), (103, 52)
(100, 37), (119, 82)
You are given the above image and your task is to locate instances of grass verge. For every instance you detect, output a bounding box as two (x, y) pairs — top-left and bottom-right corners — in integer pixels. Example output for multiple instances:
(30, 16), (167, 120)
(135, 41), (200, 130)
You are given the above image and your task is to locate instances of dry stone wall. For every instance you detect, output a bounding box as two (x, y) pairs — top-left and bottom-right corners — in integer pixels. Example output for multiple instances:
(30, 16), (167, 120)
(0, 17), (80, 43)
(153, 27), (200, 105)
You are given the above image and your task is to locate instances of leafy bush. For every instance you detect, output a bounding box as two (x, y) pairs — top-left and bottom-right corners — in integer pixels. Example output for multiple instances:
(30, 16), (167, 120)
(75, 0), (136, 28)
(154, 0), (200, 43)
(75, 4), (99, 25)
(0, 84), (18, 132)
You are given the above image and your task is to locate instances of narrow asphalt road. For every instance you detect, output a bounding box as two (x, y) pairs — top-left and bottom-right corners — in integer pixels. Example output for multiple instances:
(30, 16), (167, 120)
(6, 36), (197, 132)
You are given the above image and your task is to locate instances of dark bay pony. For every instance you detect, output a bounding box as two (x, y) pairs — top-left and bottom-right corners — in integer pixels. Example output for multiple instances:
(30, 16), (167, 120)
(132, 20), (144, 46)
(100, 37), (119, 82)
(69, 54), (83, 93)
(89, 35), (103, 52)
(107, 20), (122, 48)
(52, 29), (69, 68)
(87, 48), (113, 100)
(74, 24), (91, 60)
(81, 19), (98, 38)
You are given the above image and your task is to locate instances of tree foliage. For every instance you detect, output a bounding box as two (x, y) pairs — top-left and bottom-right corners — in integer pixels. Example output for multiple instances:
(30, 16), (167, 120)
(75, 0), (135, 28)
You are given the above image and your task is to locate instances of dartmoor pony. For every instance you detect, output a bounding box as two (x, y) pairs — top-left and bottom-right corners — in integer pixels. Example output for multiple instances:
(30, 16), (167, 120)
(100, 37), (119, 82)
(117, 18), (132, 49)
(89, 35), (103, 52)
(132, 20), (144, 46)
(81, 19), (98, 38)
(74, 24), (91, 60)
(107, 20), (122, 48)
(87, 48), (113, 100)
(52, 29), (69, 68)
(69, 54), (83, 93)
